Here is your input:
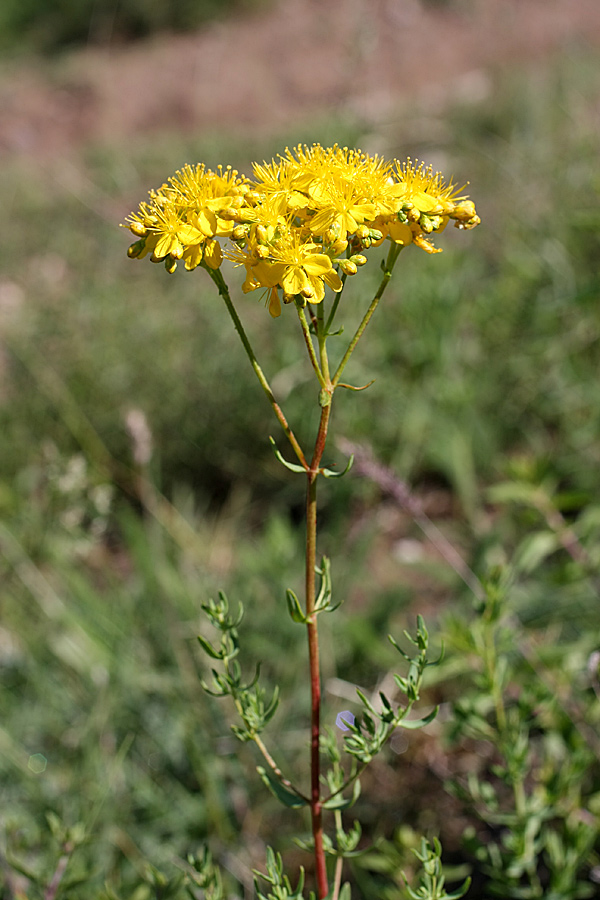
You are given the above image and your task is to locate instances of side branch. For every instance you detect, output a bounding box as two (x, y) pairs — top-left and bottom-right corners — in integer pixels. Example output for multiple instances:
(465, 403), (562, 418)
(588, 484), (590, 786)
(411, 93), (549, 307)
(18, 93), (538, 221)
(332, 242), (401, 388)
(208, 268), (308, 471)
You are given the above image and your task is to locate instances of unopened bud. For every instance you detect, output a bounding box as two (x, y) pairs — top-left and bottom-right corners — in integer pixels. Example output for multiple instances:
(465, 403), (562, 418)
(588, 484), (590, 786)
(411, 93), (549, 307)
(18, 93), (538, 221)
(452, 200), (477, 221)
(219, 208), (238, 220)
(330, 239), (348, 255)
(355, 225), (370, 240)
(129, 221), (147, 238)
(350, 254), (367, 266)
(232, 225), (247, 241)
(127, 240), (144, 259)
(255, 224), (269, 243)
(338, 259), (357, 276)
(238, 210), (258, 224)
(420, 215), (434, 234)
(256, 245), (270, 259)
(165, 256), (177, 274)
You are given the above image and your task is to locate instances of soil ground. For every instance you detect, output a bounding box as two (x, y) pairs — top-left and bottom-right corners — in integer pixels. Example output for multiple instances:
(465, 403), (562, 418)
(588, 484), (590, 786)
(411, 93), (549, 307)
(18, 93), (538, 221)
(1, 0), (599, 160)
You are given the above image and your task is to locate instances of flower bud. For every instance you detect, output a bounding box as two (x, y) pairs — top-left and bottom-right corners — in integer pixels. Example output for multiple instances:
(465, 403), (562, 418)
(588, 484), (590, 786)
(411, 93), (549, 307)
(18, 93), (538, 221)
(420, 215), (434, 234)
(338, 259), (357, 276)
(350, 254), (367, 266)
(256, 245), (270, 259)
(127, 240), (144, 259)
(355, 225), (370, 240)
(164, 256), (178, 274)
(323, 227), (341, 244)
(330, 239), (348, 255)
(452, 200), (477, 221)
(255, 224), (269, 243)
(129, 221), (147, 238)
(232, 225), (247, 241)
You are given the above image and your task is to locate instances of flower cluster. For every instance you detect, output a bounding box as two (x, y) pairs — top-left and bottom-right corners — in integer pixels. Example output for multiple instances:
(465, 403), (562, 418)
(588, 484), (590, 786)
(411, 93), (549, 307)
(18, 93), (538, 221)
(124, 144), (480, 316)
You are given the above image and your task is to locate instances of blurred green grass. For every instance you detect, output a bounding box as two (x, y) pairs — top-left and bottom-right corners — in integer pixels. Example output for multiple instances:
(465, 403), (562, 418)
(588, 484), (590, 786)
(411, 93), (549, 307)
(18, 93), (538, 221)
(1, 46), (599, 896)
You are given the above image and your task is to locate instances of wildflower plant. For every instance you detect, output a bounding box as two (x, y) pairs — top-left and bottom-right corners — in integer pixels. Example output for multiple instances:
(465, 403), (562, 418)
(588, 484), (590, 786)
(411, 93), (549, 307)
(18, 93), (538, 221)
(124, 143), (480, 899)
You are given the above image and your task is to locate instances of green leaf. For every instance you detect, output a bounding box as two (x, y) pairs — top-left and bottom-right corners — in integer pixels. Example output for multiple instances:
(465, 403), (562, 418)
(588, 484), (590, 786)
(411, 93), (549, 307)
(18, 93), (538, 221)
(269, 437), (306, 474)
(286, 588), (307, 623)
(257, 766), (307, 808)
(399, 706), (439, 730)
(197, 635), (223, 659)
(321, 454), (354, 479)
(486, 481), (543, 507)
(513, 530), (559, 573)
(322, 778), (361, 810)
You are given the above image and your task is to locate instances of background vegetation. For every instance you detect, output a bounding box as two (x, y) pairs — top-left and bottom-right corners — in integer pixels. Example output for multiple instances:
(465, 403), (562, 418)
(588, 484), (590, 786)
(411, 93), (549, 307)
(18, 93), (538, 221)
(0, 0), (271, 56)
(0, 33), (599, 900)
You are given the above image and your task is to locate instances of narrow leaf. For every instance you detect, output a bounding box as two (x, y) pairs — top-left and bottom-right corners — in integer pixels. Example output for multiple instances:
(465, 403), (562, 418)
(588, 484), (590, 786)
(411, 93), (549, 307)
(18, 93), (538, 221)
(321, 454), (354, 479)
(257, 766), (307, 808)
(399, 706), (439, 730)
(269, 436), (307, 473)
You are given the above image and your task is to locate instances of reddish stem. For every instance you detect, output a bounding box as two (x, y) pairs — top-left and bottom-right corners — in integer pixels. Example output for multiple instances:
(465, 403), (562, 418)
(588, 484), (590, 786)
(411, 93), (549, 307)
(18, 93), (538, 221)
(305, 401), (332, 898)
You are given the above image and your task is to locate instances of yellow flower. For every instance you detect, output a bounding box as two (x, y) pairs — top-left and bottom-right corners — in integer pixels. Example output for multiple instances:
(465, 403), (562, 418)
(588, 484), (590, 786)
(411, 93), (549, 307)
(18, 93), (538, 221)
(124, 164), (248, 272)
(308, 178), (378, 239)
(251, 158), (309, 217)
(269, 232), (343, 304)
(124, 144), (479, 293)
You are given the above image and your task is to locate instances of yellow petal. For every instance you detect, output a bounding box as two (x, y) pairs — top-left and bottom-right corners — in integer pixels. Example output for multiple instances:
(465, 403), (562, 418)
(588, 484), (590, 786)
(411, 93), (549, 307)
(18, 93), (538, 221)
(302, 254), (333, 276)
(268, 287), (282, 317)
(194, 209), (218, 236)
(183, 244), (204, 270)
(410, 192), (440, 213)
(282, 266), (308, 295)
(309, 208), (336, 234)
(387, 221), (413, 246)
(255, 261), (286, 288)
(307, 275), (325, 303)
(154, 232), (177, 259)
(203, 239), (223, 270)
(322, 269), (343, 293)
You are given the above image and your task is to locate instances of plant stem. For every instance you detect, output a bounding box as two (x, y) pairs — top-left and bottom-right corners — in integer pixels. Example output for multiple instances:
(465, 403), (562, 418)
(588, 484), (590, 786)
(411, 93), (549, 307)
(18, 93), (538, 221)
(332, 242), (401, 388)
(253, 734), (310, 804)
(297, 305), (327, 390)
(207, 267), (308, 471)
(305, 400), (332, 898)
